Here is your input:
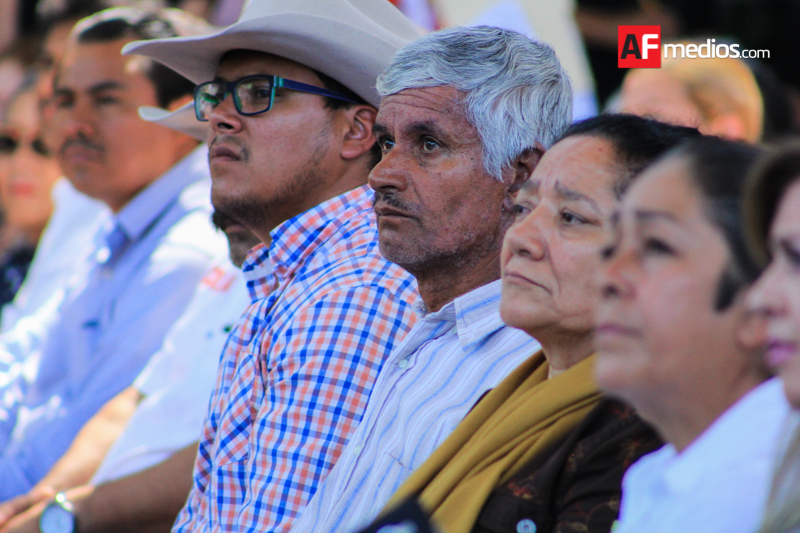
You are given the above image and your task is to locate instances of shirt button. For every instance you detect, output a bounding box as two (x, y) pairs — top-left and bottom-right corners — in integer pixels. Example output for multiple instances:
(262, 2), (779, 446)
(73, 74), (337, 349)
(398, 358), (409, 369)
(352, 443), (364, 455)
(517, 519), (536, 533)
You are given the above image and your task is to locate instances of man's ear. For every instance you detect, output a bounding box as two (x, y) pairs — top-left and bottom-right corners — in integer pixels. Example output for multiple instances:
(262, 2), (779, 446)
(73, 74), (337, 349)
(340, 105), (379, 161)
(508, 143), (545, 196)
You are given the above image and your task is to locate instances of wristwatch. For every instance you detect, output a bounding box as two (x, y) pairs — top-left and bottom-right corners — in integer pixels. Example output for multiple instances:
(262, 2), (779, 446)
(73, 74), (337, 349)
(39, 493), (76, 533)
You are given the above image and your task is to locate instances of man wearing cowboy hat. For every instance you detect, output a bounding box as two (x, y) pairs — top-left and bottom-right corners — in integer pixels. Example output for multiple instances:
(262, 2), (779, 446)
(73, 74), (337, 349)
(123, 1), (421, 532)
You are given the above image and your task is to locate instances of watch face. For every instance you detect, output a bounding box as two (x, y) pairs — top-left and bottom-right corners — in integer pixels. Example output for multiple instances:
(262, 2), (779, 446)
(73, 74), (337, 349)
(40, 504), (74, 533)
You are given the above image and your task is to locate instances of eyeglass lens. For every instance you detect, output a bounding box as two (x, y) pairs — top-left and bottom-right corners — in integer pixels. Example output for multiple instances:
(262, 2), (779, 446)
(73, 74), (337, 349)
(196, 76), (276, 121)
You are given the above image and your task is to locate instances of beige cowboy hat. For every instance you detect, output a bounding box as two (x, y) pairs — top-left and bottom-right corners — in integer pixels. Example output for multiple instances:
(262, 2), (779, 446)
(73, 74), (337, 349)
(138, 103), (207, 140)
(122, 0), (422, 108)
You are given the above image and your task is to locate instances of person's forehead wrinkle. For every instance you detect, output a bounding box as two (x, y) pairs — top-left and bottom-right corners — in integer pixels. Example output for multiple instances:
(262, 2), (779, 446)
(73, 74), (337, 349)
(388, 88), (465, 117)
(554, 179), (599, 211)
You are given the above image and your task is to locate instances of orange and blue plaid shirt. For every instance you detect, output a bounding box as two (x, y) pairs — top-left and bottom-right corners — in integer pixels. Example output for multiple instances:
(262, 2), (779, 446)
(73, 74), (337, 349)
(173, 186), (418, 533)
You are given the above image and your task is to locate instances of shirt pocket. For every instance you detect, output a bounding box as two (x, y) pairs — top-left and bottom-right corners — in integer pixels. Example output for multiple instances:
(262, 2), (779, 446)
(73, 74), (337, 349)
(212, 350), (261, 469)
(209, 350), (263, 525)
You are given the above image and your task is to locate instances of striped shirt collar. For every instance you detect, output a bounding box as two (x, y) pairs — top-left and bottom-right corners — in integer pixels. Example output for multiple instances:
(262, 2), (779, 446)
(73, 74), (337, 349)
(415, 279), (505, 350)
(242, 184), (373, 301)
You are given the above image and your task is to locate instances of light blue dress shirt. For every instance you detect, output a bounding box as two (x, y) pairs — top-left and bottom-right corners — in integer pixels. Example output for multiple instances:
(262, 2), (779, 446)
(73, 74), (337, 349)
(0, 146), (227, 498)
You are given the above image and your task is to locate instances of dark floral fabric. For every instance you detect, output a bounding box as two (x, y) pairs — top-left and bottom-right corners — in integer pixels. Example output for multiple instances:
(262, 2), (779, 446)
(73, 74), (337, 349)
(473, 399), (663, 533)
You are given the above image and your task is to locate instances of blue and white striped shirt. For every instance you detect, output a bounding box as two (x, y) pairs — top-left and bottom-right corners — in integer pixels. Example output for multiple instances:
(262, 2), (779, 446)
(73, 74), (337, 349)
(290, 279), (539, 533)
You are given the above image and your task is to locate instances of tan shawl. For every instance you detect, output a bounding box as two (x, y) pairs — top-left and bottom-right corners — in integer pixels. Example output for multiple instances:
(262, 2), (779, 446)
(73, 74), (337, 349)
(382, 351), (602, 533)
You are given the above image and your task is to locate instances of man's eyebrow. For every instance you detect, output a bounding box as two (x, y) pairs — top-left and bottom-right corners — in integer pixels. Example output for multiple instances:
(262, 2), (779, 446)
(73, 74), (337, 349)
(405, 121), (442, 138)
(88, 81), (125, 94)
(372, 120), (449, 140)
(555, 180), (599, 210)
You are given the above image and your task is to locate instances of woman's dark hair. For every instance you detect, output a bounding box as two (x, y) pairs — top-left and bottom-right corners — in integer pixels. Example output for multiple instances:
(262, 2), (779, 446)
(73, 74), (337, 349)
(667, 137), (767, 310)
(558, 114), (701, 198)
(73, 7), (194, 108)
(744, 143), (800, 269)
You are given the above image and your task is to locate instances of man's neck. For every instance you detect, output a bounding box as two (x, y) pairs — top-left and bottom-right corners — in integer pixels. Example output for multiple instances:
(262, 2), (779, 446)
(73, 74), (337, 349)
(415, 253), (501, 313)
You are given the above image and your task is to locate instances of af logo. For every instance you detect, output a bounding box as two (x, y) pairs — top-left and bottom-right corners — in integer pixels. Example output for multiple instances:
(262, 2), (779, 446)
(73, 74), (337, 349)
(618, 25), (661, 68)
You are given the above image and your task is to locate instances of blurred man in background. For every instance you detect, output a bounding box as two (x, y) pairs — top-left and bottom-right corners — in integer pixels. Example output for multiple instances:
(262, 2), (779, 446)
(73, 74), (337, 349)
(3, 0), (128, 331)
(0, 6), (226, 500)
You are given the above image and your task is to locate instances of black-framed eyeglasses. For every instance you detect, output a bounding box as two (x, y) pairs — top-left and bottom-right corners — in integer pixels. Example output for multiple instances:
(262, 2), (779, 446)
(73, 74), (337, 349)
(0, 134), (51, 157)
(194, 75), (360, 122)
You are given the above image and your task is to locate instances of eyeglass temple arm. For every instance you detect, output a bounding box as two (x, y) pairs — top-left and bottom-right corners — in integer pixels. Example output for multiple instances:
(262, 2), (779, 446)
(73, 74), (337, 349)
(278, 78), (361, 105)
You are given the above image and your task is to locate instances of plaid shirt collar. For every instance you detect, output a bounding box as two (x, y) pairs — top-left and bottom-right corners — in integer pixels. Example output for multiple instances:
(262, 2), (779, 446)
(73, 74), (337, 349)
(242, 184), (374, 302)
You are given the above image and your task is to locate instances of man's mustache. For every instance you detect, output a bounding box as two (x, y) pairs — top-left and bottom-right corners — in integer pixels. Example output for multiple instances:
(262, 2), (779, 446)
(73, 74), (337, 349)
(59, 134), (104, 156)
(372, 190), (415, 213)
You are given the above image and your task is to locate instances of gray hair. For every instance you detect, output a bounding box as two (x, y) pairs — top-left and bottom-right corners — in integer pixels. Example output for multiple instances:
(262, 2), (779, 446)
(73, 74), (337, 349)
(376, 25), (573, 180)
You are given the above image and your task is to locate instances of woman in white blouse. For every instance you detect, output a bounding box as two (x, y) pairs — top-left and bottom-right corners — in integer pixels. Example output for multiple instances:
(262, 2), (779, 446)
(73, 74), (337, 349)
(594, 136), (790, 533)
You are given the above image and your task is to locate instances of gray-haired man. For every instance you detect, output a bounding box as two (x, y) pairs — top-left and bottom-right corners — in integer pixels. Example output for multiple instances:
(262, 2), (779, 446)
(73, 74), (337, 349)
(291, 26), (572, 533)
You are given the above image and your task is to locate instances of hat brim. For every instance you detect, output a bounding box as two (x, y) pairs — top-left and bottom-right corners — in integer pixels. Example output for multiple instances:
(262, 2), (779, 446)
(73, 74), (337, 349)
(138, 103), (208, 141)
(123, 13), (417, 107)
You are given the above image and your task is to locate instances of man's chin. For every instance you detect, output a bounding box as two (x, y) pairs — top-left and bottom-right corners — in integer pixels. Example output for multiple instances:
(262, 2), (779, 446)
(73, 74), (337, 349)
(377, 238), (430, 274)
(64, 171), (105, 198)
(212, 194), (269, 232)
